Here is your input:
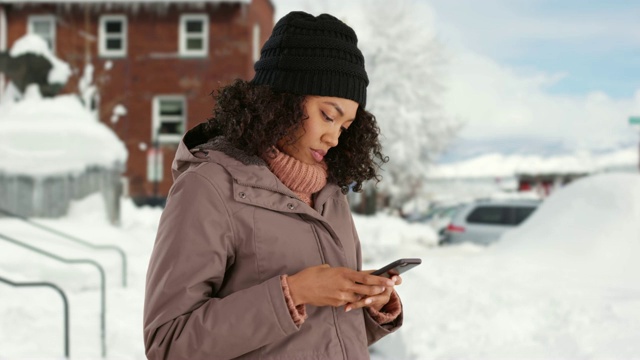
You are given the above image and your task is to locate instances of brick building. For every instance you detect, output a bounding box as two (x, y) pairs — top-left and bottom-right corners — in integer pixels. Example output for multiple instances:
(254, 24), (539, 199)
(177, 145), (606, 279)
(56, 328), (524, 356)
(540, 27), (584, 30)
(0, 0), (274, 204)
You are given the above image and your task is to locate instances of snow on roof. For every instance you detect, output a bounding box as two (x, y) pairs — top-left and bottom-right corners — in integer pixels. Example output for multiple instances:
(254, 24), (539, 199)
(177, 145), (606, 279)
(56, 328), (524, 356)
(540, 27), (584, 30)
(0, 86), (128, 178)
(428, 149), (638, 179)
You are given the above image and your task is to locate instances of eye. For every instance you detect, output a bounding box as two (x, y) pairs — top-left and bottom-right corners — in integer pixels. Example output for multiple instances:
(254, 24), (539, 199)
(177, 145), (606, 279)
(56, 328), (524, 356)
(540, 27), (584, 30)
(321, 111), (334, 122)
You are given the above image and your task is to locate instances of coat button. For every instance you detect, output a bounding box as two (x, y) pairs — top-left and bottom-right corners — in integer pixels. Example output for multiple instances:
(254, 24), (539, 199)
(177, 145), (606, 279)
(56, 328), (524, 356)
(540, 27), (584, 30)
(239, 192), (246, 199)
(287, 203), (295, 210)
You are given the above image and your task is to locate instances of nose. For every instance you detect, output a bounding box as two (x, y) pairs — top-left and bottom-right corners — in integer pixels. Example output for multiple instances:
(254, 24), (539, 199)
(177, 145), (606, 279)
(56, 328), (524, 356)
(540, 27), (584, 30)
(322, 127), (340, 148)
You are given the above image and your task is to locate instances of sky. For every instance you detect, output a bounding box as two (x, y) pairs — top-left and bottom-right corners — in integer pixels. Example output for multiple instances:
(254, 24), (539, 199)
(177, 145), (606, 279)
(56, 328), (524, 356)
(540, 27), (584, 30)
(426, 0), (640, 98)
(272, 0), (640, 159)
(2, 173), (639, 358)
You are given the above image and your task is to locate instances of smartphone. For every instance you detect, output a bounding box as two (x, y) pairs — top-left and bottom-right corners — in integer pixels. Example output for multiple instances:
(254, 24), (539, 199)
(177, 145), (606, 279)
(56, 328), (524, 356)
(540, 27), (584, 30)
(371, 258), (422, 278)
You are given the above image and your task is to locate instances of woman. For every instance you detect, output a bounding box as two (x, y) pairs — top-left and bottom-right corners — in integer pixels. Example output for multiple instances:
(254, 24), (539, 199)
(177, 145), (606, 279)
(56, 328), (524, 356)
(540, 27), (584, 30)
(144, 11), (403, 360)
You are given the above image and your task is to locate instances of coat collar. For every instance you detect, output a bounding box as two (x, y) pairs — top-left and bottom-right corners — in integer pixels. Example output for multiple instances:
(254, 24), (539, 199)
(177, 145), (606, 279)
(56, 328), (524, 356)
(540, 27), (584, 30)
(173, 128), (343, 214)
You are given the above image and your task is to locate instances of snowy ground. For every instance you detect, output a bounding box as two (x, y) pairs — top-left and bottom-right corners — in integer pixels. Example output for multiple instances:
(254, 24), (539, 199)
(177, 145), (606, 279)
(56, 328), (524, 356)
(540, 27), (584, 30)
(1, 173), (639, 359)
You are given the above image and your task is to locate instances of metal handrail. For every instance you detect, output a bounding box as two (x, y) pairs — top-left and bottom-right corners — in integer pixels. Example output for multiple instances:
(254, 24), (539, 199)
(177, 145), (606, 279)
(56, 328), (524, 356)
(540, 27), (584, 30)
(0, 207), (127, 287)
(0, 231), (107, 358)
(0, 276), (70, 359)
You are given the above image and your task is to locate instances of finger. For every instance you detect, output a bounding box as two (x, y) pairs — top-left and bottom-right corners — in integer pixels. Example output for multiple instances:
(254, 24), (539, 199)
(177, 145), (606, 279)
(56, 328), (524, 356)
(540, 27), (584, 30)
(344, 296), (376, 312)
(391, 275), (403, 286)
(353, 272), (395, 287)
(342, 292), (361, 305)
(349, 283), (387, 297)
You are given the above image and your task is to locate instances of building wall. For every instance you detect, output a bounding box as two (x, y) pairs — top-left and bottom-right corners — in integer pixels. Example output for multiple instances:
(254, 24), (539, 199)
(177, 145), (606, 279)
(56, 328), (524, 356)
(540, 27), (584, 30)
(4, 1), (274, 202)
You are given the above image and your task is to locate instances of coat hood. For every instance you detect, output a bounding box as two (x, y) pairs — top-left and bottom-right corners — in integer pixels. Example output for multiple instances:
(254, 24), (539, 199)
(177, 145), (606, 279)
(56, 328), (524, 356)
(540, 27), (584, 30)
(172, 122), (265, 181)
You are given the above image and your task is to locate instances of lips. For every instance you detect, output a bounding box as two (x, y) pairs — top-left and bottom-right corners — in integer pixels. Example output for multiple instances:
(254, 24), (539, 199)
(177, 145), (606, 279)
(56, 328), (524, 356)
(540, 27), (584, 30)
(310, 148), (327, 162)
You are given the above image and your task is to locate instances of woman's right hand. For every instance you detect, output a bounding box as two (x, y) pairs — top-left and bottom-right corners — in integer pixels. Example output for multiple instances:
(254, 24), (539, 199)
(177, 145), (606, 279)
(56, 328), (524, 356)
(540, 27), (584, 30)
(287, 264), (395, 309)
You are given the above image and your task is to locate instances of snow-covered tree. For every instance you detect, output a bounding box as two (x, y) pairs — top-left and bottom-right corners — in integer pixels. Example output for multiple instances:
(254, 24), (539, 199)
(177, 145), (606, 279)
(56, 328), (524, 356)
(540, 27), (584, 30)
(356, 0), (460, 209)
(0, 34), (71, 98)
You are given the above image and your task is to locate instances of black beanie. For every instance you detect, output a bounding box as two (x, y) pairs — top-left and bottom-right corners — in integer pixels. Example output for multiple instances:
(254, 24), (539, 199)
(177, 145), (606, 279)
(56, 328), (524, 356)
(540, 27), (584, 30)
(251, 11), (369, 107)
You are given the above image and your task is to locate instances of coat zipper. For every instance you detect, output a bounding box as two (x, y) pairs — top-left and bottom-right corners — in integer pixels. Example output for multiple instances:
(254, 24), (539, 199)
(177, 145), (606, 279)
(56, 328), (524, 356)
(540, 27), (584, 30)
(309, 221), (348, 360)
(238, 178), (349, 358)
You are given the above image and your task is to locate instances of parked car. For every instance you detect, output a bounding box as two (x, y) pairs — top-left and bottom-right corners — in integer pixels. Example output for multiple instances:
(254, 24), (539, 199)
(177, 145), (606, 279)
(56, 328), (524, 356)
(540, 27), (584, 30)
(440, 199), (541, 245)
(407, 203), (466, 242)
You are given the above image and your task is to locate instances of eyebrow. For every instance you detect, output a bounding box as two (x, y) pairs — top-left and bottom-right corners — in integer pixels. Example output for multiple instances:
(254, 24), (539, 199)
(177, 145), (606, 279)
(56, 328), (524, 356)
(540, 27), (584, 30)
(323, 102), (344, 117)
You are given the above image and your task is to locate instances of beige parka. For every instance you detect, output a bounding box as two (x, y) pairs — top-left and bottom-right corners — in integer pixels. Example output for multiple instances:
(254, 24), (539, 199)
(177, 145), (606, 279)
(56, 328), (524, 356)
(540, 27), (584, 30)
(143, 125), (403, 360)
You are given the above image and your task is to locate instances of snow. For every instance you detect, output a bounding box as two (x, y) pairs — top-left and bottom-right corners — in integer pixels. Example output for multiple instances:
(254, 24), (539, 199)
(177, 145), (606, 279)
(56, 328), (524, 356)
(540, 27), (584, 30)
(495, 173), (640, 283)
(78, 63), (96, 113)
(9, 34), (71, 85)
(1, 173), (639, 359)
(0, 0), (250, 3)
(0, 86), (127, 177)
(110, 104), (127, 124)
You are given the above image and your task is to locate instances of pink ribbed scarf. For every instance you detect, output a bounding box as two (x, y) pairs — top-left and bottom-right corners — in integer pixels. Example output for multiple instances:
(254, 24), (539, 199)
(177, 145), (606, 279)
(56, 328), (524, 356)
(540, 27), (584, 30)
(264, 149), (328, 206)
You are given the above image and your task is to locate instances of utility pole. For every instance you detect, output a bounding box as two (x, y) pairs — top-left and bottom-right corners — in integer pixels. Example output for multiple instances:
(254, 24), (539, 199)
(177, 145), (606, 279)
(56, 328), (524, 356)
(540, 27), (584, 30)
(630, 116), (640, 172)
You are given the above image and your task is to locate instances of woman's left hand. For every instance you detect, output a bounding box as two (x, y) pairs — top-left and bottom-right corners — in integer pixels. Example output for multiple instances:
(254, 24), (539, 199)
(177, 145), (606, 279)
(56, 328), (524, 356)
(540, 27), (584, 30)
(344, 274), (402, 312)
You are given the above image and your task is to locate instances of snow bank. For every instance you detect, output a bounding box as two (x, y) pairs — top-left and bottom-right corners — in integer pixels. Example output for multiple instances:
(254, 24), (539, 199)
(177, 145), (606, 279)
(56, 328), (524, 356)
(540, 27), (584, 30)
(496, 173), (640, 284)
(0, 87), (127, 177)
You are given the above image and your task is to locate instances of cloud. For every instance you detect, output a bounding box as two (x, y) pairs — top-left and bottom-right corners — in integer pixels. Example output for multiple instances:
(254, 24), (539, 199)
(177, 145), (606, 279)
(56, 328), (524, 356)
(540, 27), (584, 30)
(427, 0), (640, 57)
(444, 48), (640, 150)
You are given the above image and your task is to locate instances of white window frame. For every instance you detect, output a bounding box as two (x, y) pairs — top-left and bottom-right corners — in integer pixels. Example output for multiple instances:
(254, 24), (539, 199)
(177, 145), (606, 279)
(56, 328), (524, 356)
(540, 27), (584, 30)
(179, 14), (209, 57)
(252, 23), (261, 63)
(99, 15), (127, 58)
(152, 96), (187, 144)
(27, 15), (56, 53)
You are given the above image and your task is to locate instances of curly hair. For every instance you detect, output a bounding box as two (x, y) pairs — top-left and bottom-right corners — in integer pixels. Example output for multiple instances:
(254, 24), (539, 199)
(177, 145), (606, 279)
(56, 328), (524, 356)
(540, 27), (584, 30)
(204, 79), (387, 193)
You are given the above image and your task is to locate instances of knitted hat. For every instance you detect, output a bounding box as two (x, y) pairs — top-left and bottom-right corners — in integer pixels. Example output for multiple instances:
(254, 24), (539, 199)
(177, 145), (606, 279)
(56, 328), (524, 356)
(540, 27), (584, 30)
(251, 11), (369, 107)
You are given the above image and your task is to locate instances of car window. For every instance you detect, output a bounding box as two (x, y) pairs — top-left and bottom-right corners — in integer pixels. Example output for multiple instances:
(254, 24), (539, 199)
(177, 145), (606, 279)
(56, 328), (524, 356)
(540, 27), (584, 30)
(466, 206), (509, 225)
(513, 206), (536, 225)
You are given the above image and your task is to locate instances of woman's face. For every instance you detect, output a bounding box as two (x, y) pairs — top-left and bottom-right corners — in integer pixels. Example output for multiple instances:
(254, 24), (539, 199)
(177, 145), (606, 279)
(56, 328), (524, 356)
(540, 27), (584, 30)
(279, 96), (359, 165)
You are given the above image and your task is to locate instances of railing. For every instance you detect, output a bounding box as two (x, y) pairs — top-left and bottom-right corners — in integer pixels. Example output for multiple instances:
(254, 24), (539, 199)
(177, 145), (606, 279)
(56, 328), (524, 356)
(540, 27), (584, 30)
(0, 207), (127, 287)
(0, 231), (107, 357)
(0, 276), (70, 359)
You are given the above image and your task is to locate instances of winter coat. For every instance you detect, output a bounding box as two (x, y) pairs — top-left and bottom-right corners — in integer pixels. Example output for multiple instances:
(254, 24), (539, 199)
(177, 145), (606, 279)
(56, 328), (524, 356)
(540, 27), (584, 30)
(143, 124), (403, 360)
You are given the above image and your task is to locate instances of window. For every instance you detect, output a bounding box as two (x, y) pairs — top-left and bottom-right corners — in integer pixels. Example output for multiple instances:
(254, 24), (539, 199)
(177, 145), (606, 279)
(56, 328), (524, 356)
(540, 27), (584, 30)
(513, 206), (536, 225)
(466, 206), (509, 225)
(179, 14), (208, 57)
(99, 15), (127, 57)
(153, 96), (186, 144)
(28, 15), (55, 52)
(252, 23), (261, 63)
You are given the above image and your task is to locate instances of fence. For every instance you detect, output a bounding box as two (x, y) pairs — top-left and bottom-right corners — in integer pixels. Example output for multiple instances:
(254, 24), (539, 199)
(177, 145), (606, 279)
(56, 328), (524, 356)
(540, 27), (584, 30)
(0, 165), (122, 224)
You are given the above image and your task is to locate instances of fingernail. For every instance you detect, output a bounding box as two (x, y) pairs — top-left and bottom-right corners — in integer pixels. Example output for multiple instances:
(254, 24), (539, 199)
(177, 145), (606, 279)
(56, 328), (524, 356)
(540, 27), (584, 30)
(365, 298), (372, 305)
(345, 306), (351, 312)
(380, 287), (386, 292)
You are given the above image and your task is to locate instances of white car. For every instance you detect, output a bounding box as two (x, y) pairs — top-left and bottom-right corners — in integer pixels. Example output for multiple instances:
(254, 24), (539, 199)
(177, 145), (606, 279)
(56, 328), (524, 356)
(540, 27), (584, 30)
(441, 199), (541, 245)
